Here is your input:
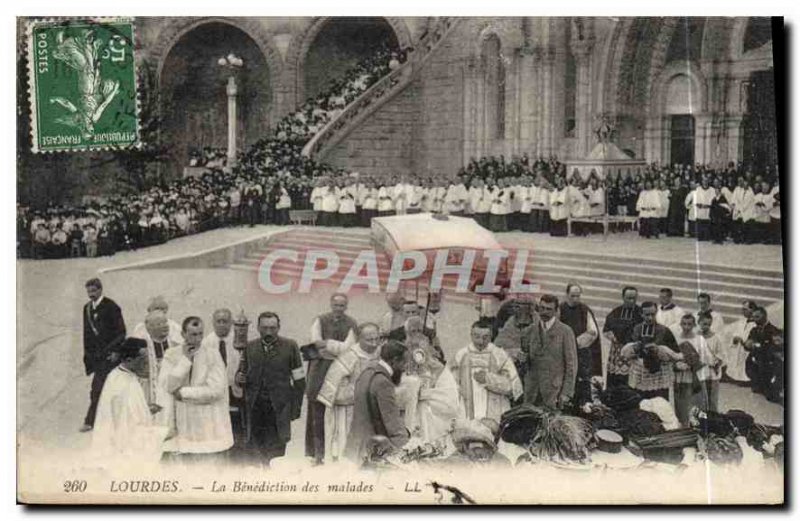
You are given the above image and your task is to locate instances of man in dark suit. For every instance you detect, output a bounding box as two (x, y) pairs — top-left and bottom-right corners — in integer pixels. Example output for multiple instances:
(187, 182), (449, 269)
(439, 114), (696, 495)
(344, 340), (410, 464)
(236, 311), (305, 466)
(81, 277), (127, 432)
(745, 306), (782, 399)
(523, 294), (577, 410)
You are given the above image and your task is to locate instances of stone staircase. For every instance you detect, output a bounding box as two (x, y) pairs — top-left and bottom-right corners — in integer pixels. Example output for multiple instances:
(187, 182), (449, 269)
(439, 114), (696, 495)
(225, 227), (784, 327)
(301, 17), (460, 161)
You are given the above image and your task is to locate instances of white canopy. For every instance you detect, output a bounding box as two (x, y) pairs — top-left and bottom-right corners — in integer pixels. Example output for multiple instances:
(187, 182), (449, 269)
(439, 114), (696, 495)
(371, 213), (503, 253)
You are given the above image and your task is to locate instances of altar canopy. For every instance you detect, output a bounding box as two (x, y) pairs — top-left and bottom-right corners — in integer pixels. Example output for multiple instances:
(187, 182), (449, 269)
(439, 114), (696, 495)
(370, 213), (507, 282)
(371, 213), (503, 253)
(564, 141), (648, 182)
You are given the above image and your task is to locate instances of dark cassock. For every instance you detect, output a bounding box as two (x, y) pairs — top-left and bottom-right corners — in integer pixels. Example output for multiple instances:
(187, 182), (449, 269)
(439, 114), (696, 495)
(709, 191), (732, 244)
(344, 360), (410, 463)
(603, 304), (643, 389)
(306, 311), (358, 463)
(83, 295), (127, 428)
(559, 301), (602, 405)
(745, 321), (782, 397)
(240, 335), (306, 464)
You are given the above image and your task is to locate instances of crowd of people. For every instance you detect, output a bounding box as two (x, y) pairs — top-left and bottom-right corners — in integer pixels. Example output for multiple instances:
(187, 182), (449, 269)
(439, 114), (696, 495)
(19, 153), (782, 260)
(83, 274), (783, 469)
(17, 30), (782, 259)
(302, 155), (781, 245)
(17, 42), (411, 260)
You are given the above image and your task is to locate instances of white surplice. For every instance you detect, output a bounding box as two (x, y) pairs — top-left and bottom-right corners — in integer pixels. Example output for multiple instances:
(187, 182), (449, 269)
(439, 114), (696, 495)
(91, 366), (168, 463)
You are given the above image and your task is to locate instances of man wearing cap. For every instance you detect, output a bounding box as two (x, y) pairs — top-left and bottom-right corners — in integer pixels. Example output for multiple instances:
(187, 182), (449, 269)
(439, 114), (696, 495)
(81, 278), (127, 432)
(91, 337), (168, 462)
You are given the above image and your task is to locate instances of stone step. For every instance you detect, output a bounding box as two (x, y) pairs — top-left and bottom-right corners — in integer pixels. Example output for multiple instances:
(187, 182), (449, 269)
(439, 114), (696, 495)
(527, 251), (783, 285)
(286, 228), (783, 277)
(228, 260), (748, 323)
(225, 228), (781, 326)
(237, 241), (782, 300)
(262, 229), (783, 283)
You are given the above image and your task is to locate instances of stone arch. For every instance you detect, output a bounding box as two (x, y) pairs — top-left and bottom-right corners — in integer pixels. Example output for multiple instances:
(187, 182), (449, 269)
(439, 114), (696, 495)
(601, 18), (634, 117)
(701, 17), (734, 62)
(283, 16), (413, 108)
(471, 19), (524, 61)
(645, 18), (681, 109)
(148, 17), (284, 117)
(150, 17), (283, 85)
(651, 61), (708, 116)
(730, 16), (773, 62)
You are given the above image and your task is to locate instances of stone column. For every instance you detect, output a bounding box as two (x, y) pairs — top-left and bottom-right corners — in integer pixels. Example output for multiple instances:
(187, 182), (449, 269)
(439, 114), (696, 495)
(571, 39), (594, 158)
(644, 115), (667, 165)
(693, 113), (713, 166)
(724, 115), (745, 166)
(226, 75), (238, 165)
(462, 55), (479, 165)
(517, 45), (537, 155)
(507, 49), (521, 156)
(541, 46), (557, 157)
(531, 46), (544, 158)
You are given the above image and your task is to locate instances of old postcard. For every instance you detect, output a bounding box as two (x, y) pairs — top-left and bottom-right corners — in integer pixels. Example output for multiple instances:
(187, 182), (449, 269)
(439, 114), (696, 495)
(16, 15), (784, 505)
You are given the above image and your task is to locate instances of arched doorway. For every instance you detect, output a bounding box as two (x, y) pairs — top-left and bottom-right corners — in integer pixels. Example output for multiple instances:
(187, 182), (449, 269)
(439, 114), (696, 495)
(160, 22), (271, 178)
(301, 17), (400, 102)
(663, 73), (700, 167)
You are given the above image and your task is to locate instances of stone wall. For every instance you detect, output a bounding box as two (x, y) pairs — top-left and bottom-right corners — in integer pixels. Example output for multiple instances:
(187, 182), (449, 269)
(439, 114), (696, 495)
(324, 85), (420, 176)
(409, 23), (469, 176)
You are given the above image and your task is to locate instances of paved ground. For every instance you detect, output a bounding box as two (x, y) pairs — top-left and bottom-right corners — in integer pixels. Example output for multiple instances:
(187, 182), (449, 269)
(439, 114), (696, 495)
(17, 225), (784, 465)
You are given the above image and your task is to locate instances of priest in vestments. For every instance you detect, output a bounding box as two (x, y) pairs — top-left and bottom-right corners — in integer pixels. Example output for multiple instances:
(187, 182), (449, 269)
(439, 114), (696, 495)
(655, 288), (685, 330)
(620, 301), (681, 402)
(91, 338), (168, 463)
(395, 322), (462, 442)
(316, 323), (381, 462)
(450, 319), (523, 422)
(559, 284), (601, 406)
(603, 287), (644, 388)
(134, 310), (179, 429)
(307, 294), (358, 465)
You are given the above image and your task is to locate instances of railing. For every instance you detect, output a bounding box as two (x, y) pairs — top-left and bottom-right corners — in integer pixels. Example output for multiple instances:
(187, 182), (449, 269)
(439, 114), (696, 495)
(301, 17), (460, 160)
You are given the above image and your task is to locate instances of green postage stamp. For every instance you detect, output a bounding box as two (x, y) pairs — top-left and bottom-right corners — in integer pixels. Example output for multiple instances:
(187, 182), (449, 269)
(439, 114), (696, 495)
(27, 18), (140, 153)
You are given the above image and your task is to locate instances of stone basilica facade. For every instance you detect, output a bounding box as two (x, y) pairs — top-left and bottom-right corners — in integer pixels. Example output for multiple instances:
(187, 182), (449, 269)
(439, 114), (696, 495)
(18, 16), (777, 191)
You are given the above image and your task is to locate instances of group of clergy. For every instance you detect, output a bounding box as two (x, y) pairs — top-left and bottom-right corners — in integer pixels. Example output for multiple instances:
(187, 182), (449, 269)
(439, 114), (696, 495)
(86, 276), (782, 468)
(308, 172), (607, 238)
(634, 175), (780, 243)
(302, 290), (591, 464)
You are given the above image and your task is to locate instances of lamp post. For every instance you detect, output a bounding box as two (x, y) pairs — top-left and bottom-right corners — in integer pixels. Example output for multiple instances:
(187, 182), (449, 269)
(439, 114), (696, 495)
(217, 53), (244, 167)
